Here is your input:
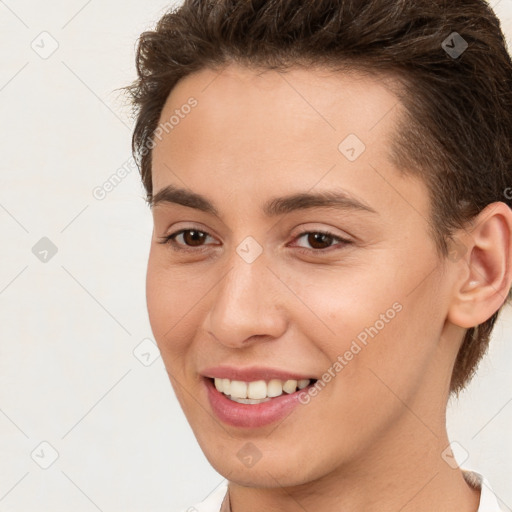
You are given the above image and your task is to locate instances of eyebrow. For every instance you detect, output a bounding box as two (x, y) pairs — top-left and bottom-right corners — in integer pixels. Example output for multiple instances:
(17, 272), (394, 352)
(150, 184), (378, 217)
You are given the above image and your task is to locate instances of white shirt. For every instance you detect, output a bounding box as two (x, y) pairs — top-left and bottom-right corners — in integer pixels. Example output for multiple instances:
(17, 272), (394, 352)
(180, 470), (504, 512)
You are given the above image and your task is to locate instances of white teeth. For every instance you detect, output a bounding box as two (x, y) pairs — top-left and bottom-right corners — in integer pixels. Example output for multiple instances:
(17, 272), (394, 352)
(222, 378), (231, 395)
(267, 379), (284, 398)
(229, 380), (248, 399)
(247, 380), (267, 399)
(283, 379), (298, 394)
(298, 379), (310, 390)
(213, 377), (313, 401)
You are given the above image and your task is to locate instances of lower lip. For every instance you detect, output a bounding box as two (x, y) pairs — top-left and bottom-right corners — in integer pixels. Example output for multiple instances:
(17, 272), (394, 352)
(204, 378), (310, 428)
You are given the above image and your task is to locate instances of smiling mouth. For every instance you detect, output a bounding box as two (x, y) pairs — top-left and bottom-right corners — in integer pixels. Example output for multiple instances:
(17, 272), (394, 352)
(210, 377), (318, 404)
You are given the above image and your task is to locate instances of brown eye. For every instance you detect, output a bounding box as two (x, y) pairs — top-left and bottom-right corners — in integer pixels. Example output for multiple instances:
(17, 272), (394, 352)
(180, 230), (208, 247)
(157, 228), (216, 252)
(306, 232), (336, 250)
(291, 230), (352, 253)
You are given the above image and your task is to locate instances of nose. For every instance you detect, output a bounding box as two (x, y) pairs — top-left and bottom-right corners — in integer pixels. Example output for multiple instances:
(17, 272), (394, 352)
(204, 247), (288, 349)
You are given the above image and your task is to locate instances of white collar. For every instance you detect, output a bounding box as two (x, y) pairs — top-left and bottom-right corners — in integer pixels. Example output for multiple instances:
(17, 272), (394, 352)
(462, 469), (504, 511)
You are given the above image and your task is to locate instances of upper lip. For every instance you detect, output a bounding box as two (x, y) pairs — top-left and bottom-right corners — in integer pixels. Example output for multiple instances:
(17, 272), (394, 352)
(200, 366), (316, 382)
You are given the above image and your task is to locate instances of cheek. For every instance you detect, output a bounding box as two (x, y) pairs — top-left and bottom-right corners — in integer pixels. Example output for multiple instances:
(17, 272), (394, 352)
(292, 257), (442, 398)
(280, 283), (440, 465)
(280, 263), (401, 353)
(145, 253), (201, 364)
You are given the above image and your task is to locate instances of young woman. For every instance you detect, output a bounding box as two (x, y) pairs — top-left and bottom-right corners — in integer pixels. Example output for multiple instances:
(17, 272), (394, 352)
(127, 1), (512, 510)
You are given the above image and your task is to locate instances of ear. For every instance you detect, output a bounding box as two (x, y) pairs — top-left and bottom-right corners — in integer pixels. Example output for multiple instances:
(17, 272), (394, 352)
(447, 202), (512, 329)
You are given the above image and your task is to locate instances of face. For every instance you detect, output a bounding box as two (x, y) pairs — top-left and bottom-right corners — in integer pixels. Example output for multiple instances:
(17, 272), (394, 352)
(147, 64), (458, 487)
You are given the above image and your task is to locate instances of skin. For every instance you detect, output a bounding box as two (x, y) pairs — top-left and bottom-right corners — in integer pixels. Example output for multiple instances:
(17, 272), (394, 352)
(146, 63), (512, 512)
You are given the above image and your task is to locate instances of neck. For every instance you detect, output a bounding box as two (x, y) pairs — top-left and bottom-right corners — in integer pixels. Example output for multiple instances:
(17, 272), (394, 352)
(227, 415), (480, 512)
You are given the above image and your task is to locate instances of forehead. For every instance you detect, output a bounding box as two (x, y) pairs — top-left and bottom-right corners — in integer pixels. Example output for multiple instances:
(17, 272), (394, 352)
(154, 64), (402, 168)
(150, 63), (428, 223)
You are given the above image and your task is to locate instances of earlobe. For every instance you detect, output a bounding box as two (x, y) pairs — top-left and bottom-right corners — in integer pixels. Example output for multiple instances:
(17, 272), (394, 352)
(447, 202), (512, 329)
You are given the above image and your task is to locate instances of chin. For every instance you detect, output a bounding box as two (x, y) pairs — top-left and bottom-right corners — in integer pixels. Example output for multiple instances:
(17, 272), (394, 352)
(194, 431), (331, 488)
(209, 456), (314, 488)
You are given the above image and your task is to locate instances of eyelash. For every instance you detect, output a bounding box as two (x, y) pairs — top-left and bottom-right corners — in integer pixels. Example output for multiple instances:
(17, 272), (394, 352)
(157, 228), (352, 255)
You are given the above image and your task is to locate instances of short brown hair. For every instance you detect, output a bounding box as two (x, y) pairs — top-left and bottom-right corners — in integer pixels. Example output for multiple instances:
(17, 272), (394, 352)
(127, 0), (512, 394)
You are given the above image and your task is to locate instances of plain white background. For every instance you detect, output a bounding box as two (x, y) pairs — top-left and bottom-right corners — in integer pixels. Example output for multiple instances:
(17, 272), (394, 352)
(0, 1), (511, 511)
